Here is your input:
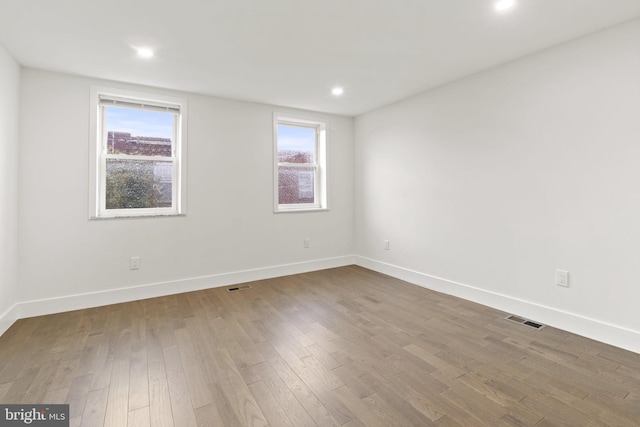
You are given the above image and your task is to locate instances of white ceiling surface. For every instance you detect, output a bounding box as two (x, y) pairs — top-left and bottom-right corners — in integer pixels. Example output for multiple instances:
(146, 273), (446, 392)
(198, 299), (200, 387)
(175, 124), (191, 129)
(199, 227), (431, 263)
(1, 1), (639, 116)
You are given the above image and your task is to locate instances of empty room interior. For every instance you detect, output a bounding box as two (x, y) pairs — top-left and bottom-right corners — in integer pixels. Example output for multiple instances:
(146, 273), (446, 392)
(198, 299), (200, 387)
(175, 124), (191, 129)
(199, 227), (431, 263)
(1, 0), (640, 425)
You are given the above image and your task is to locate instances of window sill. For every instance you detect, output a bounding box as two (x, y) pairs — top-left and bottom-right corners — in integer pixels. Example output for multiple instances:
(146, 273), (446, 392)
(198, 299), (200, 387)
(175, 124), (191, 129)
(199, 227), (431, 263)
(275, 207), (330, 214)
(90, 213), (186, 220)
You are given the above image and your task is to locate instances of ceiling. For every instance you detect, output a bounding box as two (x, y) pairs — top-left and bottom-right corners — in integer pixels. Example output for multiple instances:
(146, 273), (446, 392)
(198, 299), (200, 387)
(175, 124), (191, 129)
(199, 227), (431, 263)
(1, 0), (639, 116)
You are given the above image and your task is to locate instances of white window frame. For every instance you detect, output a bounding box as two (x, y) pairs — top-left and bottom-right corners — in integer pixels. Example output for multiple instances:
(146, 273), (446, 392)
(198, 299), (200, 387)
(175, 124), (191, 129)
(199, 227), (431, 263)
(273, 113), (327, 212)
(89, 86), (188, 219)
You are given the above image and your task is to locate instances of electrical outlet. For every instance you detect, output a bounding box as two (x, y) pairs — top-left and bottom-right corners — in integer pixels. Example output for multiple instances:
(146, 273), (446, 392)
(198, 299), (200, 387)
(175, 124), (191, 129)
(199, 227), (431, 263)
(556, 269), (569, 287)
(303, 237), (310, 248)
(384, 239), (390, 250)
(130, 256), (141, 270)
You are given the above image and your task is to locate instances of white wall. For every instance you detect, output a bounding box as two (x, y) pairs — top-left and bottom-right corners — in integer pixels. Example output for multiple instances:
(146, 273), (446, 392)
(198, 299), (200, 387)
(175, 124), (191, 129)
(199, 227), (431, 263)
(355, 19), (640, 352)
(17, 69), (354, 315)
(0, 44), (20, 335)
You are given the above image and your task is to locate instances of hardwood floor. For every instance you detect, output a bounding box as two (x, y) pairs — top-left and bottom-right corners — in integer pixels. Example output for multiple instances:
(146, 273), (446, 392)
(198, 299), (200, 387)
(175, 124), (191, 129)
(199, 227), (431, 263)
(1, 265), (639, 426)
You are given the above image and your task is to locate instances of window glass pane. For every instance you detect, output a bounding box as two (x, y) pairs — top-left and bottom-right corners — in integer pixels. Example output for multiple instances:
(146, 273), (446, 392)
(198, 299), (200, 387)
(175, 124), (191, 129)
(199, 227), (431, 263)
(106, 159), (173, 209)
(278, 166), (315, 205)
(105, 106), (174, 157)
(277, 124), (315, 163)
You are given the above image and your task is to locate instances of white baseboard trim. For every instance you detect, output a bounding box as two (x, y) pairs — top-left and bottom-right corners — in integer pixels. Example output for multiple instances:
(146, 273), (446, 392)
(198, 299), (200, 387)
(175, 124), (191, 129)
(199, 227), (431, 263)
(355, 256), (640, 355)
(13, 255), (355, 322)
(6, 254), (639, 355)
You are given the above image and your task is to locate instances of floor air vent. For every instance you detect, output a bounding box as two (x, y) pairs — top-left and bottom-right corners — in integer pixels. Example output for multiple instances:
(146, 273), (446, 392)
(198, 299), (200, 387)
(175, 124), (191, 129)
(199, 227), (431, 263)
(505, 315), (545, 330)
(227, 284), (252, 292)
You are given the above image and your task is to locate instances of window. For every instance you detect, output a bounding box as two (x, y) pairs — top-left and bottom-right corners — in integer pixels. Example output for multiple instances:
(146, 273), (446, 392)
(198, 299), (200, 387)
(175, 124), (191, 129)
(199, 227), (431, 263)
(90, 87), (187, 218)
(274, 114), (327, 212)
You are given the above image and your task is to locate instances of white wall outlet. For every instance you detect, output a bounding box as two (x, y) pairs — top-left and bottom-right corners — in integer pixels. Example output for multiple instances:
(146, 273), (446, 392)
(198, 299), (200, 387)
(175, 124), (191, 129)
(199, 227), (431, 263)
(303, 237), (310, 248)
(130, 256), (141, 270)
(384, 239), (390, 250)
(556, 269), (569, 287)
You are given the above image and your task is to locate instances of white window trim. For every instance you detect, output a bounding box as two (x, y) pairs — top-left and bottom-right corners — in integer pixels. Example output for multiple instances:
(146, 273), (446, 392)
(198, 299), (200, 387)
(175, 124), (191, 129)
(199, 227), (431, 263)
(89, 86), (188, 219)
(273, 112), (328, 213)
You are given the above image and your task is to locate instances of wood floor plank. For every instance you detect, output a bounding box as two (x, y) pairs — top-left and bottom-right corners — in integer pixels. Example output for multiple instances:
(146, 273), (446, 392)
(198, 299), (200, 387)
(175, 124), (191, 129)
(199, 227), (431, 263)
(361, 391), (432, 427)
(252, 361), (317, 427)
(127, 406), (150, 427)
(66, 374), (92, 419)
(392, 372), (475, 424)
(4, 366), (40, 399)
(48, 357), (80, 391)
(359, 373), (441, 426)
(43, 385), (70, 405)
(207, 382), (242, 426)
(104, 360), (130, 427)
(163, 345), (197, 427)
(403, 344), (463, 379)
(193, 402), (225, 427)
(0, 317), (43, 376)
(210, 348), (268, 427)
(23, 360), (59, 403)
(0, 380), (11, 401)
(80, 387), (109, 427)
(248, 379), (295, 427)
(88, 336), (115, 391)
(389, 371), (449, 422)
(147, 328), (175, 427)
(331, 385), (391, 427)
(74, 333), (103, 378)
(262, 344), (342, 427)
(128, 329), (149, 412)
(440, 382), (509, 425)
(1, 266), (639, 426)
(268, 340), (354, 423)
(174, 328), (212, 409)
(330, 365), (374, 399)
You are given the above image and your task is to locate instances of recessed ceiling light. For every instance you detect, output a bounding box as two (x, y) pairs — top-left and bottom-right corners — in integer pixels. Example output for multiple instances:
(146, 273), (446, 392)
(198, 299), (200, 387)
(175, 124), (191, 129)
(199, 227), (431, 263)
(495, 0), (516, 12)
(331, 87), (344, 96)
(135, 47), (154, 59)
